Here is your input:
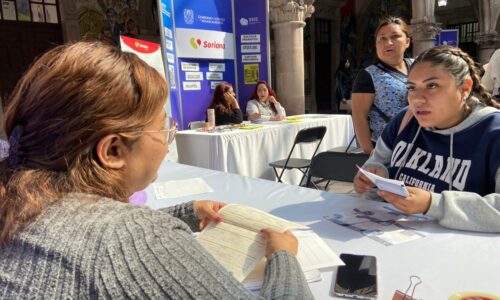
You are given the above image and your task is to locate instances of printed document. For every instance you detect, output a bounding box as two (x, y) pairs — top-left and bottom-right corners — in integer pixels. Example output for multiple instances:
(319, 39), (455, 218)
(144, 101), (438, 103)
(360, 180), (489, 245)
(196, 204), (309, 282)
(356, 165), (409, 197)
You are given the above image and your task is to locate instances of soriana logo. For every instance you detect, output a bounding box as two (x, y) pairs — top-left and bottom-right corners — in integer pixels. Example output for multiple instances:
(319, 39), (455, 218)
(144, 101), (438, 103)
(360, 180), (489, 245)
(177, 28), (234, 59)
(190, 37), (225, 50)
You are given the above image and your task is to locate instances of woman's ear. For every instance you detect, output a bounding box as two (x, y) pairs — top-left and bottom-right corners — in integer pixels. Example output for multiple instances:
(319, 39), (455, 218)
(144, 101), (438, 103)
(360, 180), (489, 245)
(404, 36), (411, 49)
(96, 134), (129, 169)
(461, 77), (473, 97)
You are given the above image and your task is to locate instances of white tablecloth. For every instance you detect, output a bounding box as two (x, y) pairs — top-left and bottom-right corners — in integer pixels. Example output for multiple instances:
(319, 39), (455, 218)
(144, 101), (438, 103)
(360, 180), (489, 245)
(145, 162), (500, 300)
(175, 114), (355, 185)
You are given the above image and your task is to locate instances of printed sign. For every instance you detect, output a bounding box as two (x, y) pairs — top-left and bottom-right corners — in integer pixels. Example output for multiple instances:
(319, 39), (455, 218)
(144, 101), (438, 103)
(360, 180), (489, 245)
(185, 72), (203, 81)
(209, 63), (225, 71)
(244, 64), (259, 84)
(165, 39), (174, 50)
(206, 72), (223, 80)
(241, 34), (260, 43)
(183, 81), (201, 90)
(181, 62), (200, 71)
(241, 44), (261, 53)
(242, 54), (261, 63)
(435, 29), (459, 46)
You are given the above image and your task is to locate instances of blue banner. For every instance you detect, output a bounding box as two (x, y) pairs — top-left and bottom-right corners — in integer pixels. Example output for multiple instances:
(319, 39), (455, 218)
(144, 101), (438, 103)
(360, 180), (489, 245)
(233, 0), (270, 109)
(435, 29), (459, 47)
(174, 0), (235, 129)
(159, 0), (182, 125)
(158, 0), (269, 129)
(173, 0), (232, 32)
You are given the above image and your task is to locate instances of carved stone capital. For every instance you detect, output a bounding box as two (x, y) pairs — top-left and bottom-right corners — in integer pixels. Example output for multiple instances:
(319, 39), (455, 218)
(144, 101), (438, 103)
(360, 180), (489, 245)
(409, 22), (441, 41)
(475, 32), (500, 49)
(269, 0), (315, 24)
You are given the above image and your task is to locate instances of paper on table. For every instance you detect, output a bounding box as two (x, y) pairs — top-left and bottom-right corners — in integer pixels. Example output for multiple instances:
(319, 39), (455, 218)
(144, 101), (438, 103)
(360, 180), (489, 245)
(356, 165), (409, 197)
(152, 178), (213, 199)
(293, 231), (345, 271)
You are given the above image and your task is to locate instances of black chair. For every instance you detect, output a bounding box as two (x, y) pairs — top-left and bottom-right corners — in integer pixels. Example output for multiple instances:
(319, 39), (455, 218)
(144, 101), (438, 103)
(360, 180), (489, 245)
(305, 151), (369, 190)
(269, 126), (327, 185)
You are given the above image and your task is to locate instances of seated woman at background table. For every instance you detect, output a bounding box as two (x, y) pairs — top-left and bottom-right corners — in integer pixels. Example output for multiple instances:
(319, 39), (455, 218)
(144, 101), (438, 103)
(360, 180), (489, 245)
(207, 82), (243, 125)
(246, 81), (286, 121)
(354, 45), (500, 233)
(0, 41), (313, 299)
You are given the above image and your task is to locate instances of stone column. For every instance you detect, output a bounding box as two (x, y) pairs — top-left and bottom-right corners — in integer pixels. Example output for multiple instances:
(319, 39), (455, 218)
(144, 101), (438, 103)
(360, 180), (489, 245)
(409, 0), (441, 57)
(474, 0), (500, 63)
(59, 1), (80, 42)
(270, 0), (315, 115)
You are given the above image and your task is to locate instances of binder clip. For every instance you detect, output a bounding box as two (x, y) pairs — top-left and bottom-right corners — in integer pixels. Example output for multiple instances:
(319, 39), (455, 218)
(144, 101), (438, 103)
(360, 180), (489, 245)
(392, 275), (422, 300)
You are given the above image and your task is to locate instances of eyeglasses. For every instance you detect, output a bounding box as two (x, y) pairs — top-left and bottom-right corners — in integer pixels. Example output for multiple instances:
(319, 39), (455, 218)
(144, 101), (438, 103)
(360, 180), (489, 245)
(137, 116), (178, 144)
(376, 34), (404, 44)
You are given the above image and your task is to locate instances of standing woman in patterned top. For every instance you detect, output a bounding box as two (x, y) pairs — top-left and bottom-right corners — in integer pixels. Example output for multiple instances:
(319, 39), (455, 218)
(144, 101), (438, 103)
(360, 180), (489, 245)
(351, 16), (413, 154)
(246, 81), (286, 121)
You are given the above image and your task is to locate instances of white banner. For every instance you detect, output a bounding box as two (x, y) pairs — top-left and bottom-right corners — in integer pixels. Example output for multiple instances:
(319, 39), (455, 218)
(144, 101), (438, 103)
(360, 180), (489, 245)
(176, 28), (235, 59)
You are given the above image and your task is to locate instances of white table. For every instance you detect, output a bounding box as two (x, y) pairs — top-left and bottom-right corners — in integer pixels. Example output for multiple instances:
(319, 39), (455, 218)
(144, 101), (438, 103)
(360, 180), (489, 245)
(145, 162), (500, 300)
(175, 114), (355, 185)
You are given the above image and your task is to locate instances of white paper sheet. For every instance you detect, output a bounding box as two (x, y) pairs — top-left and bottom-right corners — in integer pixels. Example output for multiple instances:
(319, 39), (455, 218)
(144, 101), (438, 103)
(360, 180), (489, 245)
(152, 178), (213, 199)
(356, 165), (409, 197)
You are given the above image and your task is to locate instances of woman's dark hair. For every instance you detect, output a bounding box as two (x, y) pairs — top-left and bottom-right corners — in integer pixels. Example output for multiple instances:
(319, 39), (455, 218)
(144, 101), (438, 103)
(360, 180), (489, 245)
(208, 82), (235, 113)
(374, 16), (410, 38)
(411, 45), (500, 110)
(249, 81), (279, 114)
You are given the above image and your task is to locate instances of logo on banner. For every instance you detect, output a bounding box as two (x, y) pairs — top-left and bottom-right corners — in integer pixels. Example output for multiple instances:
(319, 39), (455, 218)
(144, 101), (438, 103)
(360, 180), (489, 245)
(189, 37), (225, 50)
(184, 9), (194, 24)
(239, 16), (260, 26)
(190, 37), (202, 49)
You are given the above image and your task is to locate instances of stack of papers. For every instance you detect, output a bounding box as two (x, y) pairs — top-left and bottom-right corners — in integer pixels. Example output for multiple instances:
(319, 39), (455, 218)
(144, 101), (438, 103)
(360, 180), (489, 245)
(243, 231), (344, 290)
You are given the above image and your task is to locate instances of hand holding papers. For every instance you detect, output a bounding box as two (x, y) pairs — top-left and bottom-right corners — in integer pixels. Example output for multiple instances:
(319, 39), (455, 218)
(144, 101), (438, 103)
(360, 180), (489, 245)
(195, 204), (343, 287)
(356, 165), (409, 197)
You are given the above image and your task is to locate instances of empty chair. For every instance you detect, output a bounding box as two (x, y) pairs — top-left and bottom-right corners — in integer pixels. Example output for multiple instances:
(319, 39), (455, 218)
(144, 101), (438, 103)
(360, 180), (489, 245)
(269, 126), (327, 185)
(305, 151), (369, 190)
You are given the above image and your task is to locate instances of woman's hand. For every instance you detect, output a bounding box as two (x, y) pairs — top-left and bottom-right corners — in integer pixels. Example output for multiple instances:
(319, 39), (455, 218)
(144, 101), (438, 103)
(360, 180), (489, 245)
(224, 92), (239, 108)
(193, 200), (225, 230)
(353, 166), (385, 193)
(268, 96), (277, 104)
(248, 112), (261, 121)
(270, 114), (285, 121)
(260, 228), (298, 258)
(378, 187), (432, 214)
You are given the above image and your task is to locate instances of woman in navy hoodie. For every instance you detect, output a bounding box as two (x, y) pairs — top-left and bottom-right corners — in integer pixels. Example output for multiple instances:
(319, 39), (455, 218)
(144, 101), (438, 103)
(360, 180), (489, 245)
(354, 45), (500, 233)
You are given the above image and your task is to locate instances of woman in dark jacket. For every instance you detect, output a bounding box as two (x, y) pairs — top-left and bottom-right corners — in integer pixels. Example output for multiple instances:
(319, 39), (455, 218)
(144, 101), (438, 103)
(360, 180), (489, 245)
(207, 82), (243, 125)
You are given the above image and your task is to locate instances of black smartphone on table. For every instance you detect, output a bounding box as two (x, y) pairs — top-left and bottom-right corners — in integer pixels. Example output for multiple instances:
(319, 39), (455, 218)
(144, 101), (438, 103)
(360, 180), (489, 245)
(332, 253), (378, 299)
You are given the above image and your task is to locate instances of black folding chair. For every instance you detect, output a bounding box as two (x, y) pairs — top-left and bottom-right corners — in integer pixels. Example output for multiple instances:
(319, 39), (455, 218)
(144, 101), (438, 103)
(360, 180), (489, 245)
(269, 126), (327, 185)
(305, 151), (369, 190)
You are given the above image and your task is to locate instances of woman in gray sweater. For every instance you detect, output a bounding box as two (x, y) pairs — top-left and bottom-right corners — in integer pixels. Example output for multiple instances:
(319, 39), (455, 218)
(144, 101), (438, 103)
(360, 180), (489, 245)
(0, 41), (313, 299)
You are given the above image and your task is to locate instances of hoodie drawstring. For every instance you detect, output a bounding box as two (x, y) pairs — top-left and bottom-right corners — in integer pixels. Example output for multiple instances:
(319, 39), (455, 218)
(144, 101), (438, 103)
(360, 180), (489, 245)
(395, 126), (422, 180)
(449, 133), (454, 190)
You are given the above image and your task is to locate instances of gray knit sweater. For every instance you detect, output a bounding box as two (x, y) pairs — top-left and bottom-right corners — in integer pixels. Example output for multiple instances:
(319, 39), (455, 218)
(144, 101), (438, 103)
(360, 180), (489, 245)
(0, 193), (313, 299)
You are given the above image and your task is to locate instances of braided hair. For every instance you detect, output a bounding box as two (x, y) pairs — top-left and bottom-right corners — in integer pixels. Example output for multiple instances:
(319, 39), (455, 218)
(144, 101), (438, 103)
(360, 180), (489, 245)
(411, 45), (500, 110)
